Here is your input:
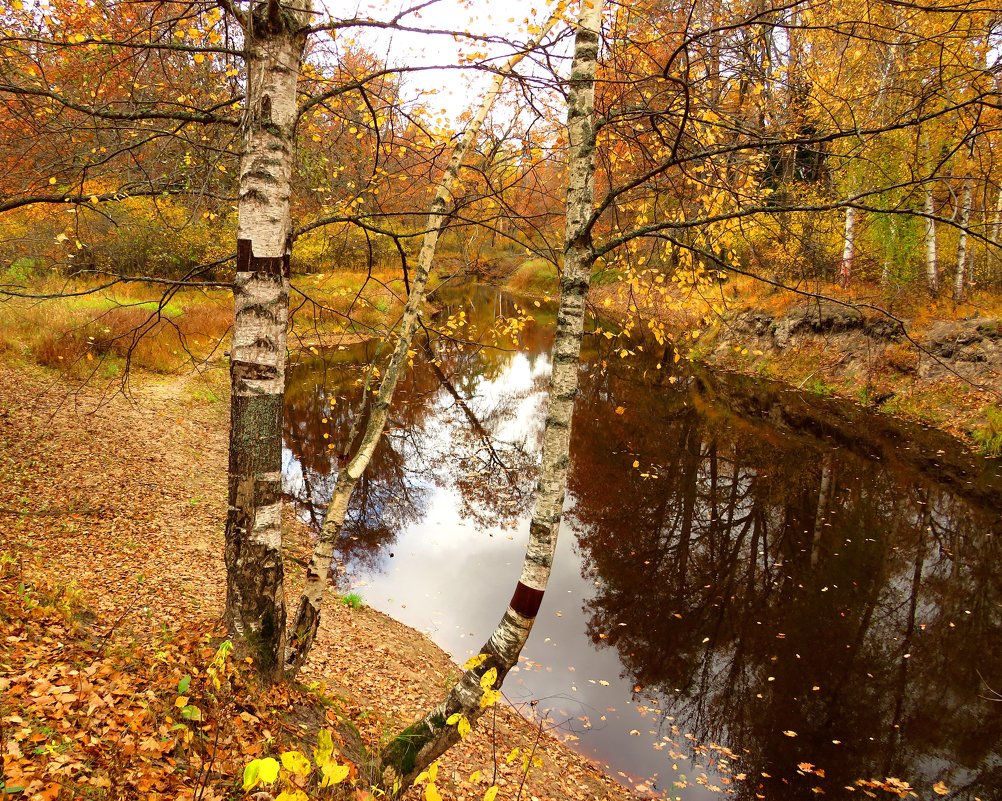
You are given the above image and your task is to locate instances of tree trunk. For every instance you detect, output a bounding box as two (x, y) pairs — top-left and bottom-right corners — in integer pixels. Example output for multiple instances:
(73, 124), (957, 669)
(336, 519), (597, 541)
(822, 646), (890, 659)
(378, 0), (604, 788)
(924, 183), (939, 295)
(223, 0), (311, 682)
(284, 11), (562, 675)
(992, 188), (1002, 245)
(810, 454), (833, 568)
(840, 205), (855, 288)
(954, 177), (971, 303)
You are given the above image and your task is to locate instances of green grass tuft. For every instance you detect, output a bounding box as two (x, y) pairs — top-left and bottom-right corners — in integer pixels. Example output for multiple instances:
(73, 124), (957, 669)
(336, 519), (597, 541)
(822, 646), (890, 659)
(973, 406), (1002, 458)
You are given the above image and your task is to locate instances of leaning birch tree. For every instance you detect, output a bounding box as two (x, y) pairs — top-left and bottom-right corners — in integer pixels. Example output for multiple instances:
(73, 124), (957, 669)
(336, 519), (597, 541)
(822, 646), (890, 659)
(224, 0), (313, 681)
(378, 0), (605, 785)
(284, 9), (564, 673)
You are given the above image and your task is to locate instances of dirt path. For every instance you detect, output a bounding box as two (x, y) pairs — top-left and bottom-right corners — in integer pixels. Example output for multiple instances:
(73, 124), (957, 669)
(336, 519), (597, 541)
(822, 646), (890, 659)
(0, 364), (638, 801)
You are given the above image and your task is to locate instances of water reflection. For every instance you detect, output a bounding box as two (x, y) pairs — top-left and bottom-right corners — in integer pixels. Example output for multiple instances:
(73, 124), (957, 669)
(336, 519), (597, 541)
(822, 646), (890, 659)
(283, 284), (1002, 800)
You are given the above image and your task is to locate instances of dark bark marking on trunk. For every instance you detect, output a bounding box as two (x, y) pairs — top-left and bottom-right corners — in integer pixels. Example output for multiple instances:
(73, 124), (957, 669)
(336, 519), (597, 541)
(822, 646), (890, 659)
(231, 359), (280, 382)
(236, 237), (290, 277)
(255, 476), (282, 507)
(509, 581), (545, 619)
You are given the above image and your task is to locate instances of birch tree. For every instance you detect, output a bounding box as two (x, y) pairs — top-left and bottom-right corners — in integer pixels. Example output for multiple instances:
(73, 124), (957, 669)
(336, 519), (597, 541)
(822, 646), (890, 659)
(924, 182), (940, 296)
(222, 0), (314, 680)
(954, 176), (971, 303)
(283, 9), (565, 673)
(379, 0), (604, 785)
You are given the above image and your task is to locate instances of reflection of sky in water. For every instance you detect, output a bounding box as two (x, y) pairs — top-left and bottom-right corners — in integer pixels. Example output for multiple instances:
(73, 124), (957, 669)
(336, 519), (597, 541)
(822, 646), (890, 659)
(282, 345), (697, 792)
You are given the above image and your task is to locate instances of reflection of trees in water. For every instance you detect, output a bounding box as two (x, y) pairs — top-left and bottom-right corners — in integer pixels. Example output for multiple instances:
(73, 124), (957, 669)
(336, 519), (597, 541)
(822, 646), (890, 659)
(425, 339), (539, 529)
(283, 285), (546, 575)
(284, 350), (435, 578)
(567, 353), (1002, 800)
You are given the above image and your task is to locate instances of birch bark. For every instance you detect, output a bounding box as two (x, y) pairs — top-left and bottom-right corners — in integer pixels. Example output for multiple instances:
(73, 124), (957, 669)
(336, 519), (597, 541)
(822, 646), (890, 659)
(378, 0), (604, 786)
(924, 183), (939, 295)
(840, 206), (855, 288)
(953, 177), (971, 303)
(284, 11), (563, 674)
(224, 0), (311, 681)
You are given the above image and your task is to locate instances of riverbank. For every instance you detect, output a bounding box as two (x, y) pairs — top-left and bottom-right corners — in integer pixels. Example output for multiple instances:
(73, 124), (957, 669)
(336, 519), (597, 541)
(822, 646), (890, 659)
(587, 277), (1002, 455)
(0, 363), (638, 800)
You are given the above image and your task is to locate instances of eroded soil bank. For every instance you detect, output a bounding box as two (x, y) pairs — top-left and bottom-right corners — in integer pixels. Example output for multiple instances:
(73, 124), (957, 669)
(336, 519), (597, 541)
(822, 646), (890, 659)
(586, 280), (1001, 450)
(0, 364), (636, 801)
(702, 301), (1001, 445)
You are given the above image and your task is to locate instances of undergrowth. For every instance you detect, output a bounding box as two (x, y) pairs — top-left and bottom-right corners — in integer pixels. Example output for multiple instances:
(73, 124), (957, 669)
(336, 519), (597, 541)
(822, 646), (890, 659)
(0, 550), (366, 800)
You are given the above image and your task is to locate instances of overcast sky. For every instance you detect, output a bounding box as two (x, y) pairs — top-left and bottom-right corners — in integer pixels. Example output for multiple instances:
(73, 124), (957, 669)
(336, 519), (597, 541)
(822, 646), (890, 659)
(335, 0), (568, 123)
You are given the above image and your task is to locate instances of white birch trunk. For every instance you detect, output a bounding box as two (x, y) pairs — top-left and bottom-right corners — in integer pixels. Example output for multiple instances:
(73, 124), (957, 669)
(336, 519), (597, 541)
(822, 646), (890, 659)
(378, 0), (604, 787)
(284, 10), (564, 674)
(223, 0), (311, 681)
(810, 455), (833, 568)
(992, 189), (1002, 245)
(840, 205), (855, 288)
(954, 178), (971, 303)
(924, 183), (939, 295)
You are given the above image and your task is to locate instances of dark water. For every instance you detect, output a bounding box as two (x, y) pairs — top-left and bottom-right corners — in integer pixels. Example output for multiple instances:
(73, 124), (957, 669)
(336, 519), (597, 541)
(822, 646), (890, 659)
(282, 284), (1002, 800)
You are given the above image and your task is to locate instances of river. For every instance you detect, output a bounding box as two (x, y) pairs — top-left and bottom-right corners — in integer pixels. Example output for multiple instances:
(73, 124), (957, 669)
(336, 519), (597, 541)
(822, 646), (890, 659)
(282, 283), (1002, 800)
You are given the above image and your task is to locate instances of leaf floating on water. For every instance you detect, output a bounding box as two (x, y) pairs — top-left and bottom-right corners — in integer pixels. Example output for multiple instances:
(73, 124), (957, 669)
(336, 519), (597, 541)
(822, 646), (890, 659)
(783, 730), (797, 737)
(932, 782), (950, 796)
(615, 406), (625, 415)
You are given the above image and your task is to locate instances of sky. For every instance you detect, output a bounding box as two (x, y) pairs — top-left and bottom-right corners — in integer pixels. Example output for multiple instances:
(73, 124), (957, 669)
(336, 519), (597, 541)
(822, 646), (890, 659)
(327, 0), (569, 123)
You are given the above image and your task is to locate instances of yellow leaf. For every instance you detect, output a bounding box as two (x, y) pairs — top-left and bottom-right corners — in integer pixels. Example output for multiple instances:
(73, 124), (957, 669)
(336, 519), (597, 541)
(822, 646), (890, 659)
(458, 716), (472, 738)
(89, 195), (99, 204)
(49, 176), (56, 184)
(320, 762), (350, 787)
(243, 762), (260, 791)
(175, 696), (189, 707)
(314, 728), (334, 766)
(469, 770), (482, 782)
(932, 782), (949, 796)
(783, 730), (797, 737)
(243, 758), (279, 790)
(480, 689), (501, 709)
(463, 653), (488, 670)
(615, 406), (625, 415)
(276, 792), (309, 801)
(633, 460), (640, 468)
(425, 784), (442, 801)
(281, 751), (311, 778)
(484, 786), (499, 801)
(258, 758), (280, 784)
(480, 667), (498, 691)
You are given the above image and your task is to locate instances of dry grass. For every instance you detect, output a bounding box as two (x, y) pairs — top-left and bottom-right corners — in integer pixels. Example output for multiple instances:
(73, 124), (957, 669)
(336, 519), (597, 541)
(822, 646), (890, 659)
(0, 269), (418, 378)
(0, 280), (233, 376)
